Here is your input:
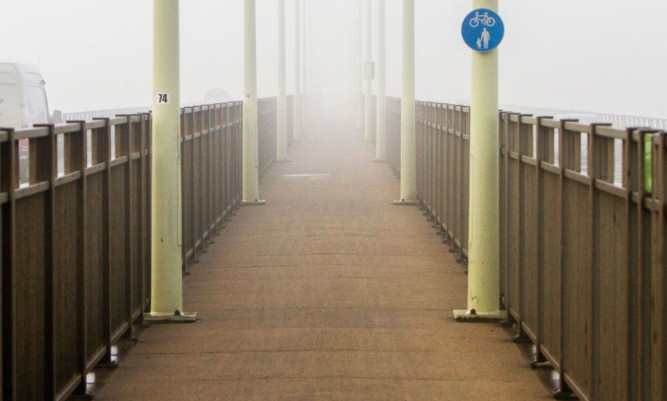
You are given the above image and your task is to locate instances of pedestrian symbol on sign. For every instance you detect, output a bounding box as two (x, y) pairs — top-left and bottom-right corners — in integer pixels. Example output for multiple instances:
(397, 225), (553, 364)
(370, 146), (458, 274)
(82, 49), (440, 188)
(462, 9), (504, 53)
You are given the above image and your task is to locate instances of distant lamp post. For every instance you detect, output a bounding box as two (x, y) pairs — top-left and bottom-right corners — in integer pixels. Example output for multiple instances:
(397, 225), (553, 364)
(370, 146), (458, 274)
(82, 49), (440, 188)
(454, 0), (504, 321)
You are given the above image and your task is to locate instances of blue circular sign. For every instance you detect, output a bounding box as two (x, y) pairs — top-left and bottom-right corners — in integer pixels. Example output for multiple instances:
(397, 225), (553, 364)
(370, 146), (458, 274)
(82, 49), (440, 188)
(461, 8), (504, 52)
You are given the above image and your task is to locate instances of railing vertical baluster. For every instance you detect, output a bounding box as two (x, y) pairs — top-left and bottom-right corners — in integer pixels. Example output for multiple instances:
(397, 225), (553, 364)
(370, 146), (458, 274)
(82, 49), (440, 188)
(213, 105), (220, 231)
(1, 128), (18, 401)
(32, 124), (56, 399)
(117, 116), (135, 340)
(588, 122), (611, 398)
(67, 121), (89, 395)
(146, 114), (152, 309)
(199, 107), (206, 251)
(139, 114), (148, 314)
(190, 108), (198, 264)
(91, 118), (114, 366)
(500, 113), (508, 306)
(654, 131), (666, 401)
(637, 128), (660, 401)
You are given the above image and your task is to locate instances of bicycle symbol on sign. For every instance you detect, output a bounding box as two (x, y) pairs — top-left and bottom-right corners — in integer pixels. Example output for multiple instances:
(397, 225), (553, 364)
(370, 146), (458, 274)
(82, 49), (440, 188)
(469, 11), (496, 28)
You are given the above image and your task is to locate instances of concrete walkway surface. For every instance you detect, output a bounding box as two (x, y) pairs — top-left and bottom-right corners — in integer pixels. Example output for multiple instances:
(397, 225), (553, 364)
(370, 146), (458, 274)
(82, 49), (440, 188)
(92, 126), (552, 400)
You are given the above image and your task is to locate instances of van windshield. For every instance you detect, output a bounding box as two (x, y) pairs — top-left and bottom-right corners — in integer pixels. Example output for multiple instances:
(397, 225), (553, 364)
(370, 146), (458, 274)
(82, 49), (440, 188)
(24, 85), (49, 126)
(0, 82), (21, 128)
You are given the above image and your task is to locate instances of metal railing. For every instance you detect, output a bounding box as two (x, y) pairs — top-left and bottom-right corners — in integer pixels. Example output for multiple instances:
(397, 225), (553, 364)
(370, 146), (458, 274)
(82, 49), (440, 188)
(386, 97), (666, 401)
(501, 104), (667, 130)
(0, 97), (282, 400)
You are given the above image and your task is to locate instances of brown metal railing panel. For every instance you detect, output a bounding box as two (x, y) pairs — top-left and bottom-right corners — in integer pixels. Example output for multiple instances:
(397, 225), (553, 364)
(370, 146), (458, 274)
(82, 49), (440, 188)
(506, 115), (522, 322)
(431, 104), (438, 220)
(595, 189), (631, 400)
(1, 98), (273, 400)
(108, 161), (129, 344)
(460, 109), (470, 256)
(561, 180), (594, 398)
(446, 106), (456, 242)
(387, 96), (665, 401)
(499, 114), (508, 303)
(84, 170), (106, 365)
(53, 181), (83, 397)
(14, 193), (48, 400)
(540, 166), (562, 366)
(655, 133), (666, 401)
(130, 156), (143, 319)
(224, 107), (232, 211)
(434, 104), (445, 223)
(519, 118), (539, 343)
(199, 107), (210, 244)
(192, 108), (202, 257)
(181, 109), (194, 262)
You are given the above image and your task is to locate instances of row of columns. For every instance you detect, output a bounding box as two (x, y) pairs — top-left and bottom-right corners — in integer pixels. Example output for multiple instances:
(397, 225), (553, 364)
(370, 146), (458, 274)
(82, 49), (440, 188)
(362, 0), (415, 201)
(149, 0), (309, 319)
(150, 0), (502, 322)
(278, 0), (307, 159)
(363, 0), (502, 318)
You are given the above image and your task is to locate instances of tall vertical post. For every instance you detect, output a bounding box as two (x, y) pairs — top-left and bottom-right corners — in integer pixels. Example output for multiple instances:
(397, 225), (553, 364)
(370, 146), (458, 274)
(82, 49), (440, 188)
(454, 0), (502, 319)
(242, 0), (265, 205)
(277, 0), (288, 161)
(148, 0), (195, 321)
(307, 0), (313, 98)
(363, 0), (373, 141)
(302, 0), (310, 130)
(394, 0), (416, 204)
(375, 0), (386, 160)
(293, 0), (302, 140)
(356, 0), (363, 130)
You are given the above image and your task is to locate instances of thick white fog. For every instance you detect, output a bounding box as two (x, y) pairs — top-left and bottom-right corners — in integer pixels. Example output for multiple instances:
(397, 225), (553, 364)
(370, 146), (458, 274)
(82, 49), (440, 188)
(1, 0), (665, 118)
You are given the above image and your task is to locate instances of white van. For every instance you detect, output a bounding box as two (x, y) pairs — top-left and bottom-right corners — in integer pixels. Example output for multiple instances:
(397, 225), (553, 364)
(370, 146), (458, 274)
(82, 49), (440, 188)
(0, 62), (50, 128)
(0, 63), (51, 184)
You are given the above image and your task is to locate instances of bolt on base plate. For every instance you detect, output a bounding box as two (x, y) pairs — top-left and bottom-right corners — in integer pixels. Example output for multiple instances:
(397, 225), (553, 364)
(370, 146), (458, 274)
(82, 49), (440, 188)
(241, 199), (267, 206)
(392, 199), (419, 206)
(144, 312), (198, 322)
(453, 309), (506, 322)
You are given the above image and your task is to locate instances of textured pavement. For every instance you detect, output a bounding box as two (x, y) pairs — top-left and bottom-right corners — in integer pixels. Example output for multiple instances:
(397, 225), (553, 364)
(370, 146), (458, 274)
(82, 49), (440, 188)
(93, 126), (552, 400)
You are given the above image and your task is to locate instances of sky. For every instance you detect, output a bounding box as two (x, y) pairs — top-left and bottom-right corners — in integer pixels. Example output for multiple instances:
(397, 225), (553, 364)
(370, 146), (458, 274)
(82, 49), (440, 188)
(1, 0), (665, 118)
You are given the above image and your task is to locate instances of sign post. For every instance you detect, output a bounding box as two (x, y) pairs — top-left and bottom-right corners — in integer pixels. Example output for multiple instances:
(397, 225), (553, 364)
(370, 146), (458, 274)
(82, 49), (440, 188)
(454, 1), (505, 321)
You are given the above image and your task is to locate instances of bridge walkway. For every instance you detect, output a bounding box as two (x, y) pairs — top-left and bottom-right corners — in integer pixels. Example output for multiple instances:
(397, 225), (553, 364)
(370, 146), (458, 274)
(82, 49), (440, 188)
(93, 125), (551, 400)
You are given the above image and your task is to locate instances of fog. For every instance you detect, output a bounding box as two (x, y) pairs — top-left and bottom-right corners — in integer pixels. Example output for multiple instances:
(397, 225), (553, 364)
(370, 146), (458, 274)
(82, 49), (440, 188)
(2, 0), (665, 118)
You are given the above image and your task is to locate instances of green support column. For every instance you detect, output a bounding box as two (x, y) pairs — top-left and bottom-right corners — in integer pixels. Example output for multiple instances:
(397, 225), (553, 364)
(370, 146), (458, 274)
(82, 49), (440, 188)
(454, 0), (504, 320)
(242, 0), (265, 205)
(147, 0), (196, 322)
(375, 0), (386, 161)
(293, 0), (302, 140)
(277, 0), (288, 161)
(356, 0), (363, 130)
(363, 0), (373, 141)
(394, 0), (417, 205)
